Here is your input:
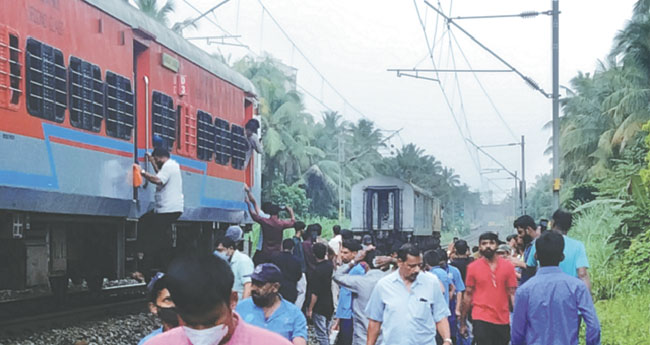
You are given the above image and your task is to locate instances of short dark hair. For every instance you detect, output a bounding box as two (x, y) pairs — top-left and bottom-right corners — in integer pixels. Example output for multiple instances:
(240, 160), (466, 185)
(479, 232), (499, 243)
(535, 231), (565, 266)
(245, 119), (260, 132)
(307, 223), (322, 240)
(152, 147), (170, 158)
(294, 221), (306, 231)
(261, 202), (280, 216)
(506, 234), (518, 242)
(282, 238), (294, 251)
(333, 225), (341, 235)
(552, 209), (572, 232)
(513, 215), (536, 230)
(148, 274), (168, 304)
(436, 248), (448, 262)
(454, 239), (469, 255)
(313, 242), (327, 260)
(341, 229), (354, 240)
(472, 246), (479, 253)
(214, 236), (235, 250)
(423, 249), (440, 267)
(397, 243), (420, 261)
(342, 239), (362, 252)
(165, 254), (234, 324)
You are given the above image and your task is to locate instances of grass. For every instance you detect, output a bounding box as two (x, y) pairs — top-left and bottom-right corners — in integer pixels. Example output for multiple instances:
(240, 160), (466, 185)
(590, 288), (650, 345)
(569, 204), (622, 300)
(244, 217), (350, 254)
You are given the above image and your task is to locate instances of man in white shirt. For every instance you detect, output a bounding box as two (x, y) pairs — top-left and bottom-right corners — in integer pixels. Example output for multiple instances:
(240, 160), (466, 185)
(138, 148), (184, 282)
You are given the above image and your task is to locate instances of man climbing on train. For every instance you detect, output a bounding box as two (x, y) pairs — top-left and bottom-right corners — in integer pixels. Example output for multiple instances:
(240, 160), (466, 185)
(137, 147), (184, 282)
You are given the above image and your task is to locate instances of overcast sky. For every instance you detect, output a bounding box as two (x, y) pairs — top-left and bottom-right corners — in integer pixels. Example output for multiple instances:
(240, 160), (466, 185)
(170, 0), (638, 201)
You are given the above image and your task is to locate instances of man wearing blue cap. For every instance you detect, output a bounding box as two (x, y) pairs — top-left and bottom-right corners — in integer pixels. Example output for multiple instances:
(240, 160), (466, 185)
(236, 263), (307, 345)
(214, 226), (254, 301)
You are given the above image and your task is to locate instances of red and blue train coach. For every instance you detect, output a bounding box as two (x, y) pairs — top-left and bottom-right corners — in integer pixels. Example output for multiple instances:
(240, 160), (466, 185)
(0, 0), (259, 290)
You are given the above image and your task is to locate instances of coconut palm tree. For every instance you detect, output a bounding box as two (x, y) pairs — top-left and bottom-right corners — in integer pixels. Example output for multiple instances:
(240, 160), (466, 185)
(133, 0), (176, 26)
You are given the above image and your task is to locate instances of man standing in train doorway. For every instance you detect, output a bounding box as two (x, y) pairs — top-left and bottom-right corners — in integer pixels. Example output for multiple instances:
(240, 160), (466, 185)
(138, 147), (184, 282)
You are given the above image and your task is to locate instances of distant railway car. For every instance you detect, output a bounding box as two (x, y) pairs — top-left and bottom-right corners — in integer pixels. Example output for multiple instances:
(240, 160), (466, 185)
(0, 0), (259, 291)
(350, 176), (442, 253)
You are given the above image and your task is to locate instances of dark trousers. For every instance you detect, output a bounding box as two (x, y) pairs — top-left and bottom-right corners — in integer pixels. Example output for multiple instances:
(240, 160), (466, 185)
(138, 211), (181, 281)
(335, 318), (353, 345)
(472, 320), (510, 345)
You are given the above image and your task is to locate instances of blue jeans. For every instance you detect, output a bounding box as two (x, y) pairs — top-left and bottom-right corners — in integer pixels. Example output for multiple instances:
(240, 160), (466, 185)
(313, 313), (331, 345)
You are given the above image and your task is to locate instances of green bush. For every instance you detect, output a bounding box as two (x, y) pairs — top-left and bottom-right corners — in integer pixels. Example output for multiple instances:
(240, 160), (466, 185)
(615, 229), (650, 293)
(592, 288), (650, 345)
(268, 183), (311, 217)
(570, 204), (622, 299)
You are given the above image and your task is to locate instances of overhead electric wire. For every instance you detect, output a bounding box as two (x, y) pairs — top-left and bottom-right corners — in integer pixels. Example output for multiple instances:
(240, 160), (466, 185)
(449, 29), (518, 141)
(179, 0), (371, 125)
(413, 0), (482, 174)
(255, 0), (371, 122)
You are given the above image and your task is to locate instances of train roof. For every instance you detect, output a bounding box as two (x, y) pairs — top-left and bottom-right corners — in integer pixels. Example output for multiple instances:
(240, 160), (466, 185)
(352, 176), (437, 200)
(84, 0), (256, 96)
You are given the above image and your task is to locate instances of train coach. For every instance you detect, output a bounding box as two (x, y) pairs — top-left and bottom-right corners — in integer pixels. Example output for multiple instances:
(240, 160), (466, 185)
(0, 0), (260, 291)
(350, 176), (443, 254)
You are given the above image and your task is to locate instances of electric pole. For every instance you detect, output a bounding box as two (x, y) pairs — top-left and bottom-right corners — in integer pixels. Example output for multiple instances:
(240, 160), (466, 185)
(521, 135), (526, 214)
(552, 0), (561, 209)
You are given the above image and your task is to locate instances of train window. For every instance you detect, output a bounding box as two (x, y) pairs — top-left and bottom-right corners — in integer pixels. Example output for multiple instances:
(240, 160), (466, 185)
(197, 110), (215, 161)
(214, 117), (231, 165)
(152, 91), (176, 149)
(230, 124), (247, 170)
(105, 71), (134, 140)
(0, 30), (22, 109)
(68, 56), (103, 132)
(10, 34), (21, 106)
(25, 38), (66, 122)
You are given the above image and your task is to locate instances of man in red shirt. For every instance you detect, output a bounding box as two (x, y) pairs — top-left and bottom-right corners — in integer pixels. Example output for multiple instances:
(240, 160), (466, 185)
(245, 187), (296, 266)
(459, 232), (517, 345)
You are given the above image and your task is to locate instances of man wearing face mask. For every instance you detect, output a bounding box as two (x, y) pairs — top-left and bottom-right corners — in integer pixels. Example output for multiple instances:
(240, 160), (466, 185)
(144, 254), (291, 345)
(459, 232), (517, 345)
(138, 147), (184, 282)
(214, 227), (254, 302)
(365, 244), (451, 345)
(139, 272), (179, 345)
(235, 264), (307, 345)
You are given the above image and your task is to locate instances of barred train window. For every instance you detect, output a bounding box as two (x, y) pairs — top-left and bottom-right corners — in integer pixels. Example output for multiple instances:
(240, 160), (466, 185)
(26, 38), (66, 122)
(105, 71), (134, 140)
(197, 110), (215, 161)
(9, 34), (22, 106)
(214, 117), (231, 165)
(152, 91), (176, 149)
(231, 124), (247, 170)
(68, 57), (103, 132)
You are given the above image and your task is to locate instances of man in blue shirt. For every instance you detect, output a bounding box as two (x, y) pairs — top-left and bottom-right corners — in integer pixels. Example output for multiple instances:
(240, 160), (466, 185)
(526, 209), (591, 291)
(425, 250), (452, 304)
(365, 244), (452, 345)
(236, 263), (307, 345)
(512, 231), (600, 345)
(334, 239), (366, 345)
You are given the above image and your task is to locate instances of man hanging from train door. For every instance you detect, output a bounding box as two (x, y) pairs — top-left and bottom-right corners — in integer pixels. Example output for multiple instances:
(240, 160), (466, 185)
(138, 147), (184, 282)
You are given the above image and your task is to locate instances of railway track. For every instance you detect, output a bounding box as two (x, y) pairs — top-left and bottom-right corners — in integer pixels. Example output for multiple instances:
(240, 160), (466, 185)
(0, 284), (147, 336)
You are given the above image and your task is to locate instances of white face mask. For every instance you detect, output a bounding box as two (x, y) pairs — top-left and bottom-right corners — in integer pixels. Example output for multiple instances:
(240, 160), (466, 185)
(183, 324), (229, 345)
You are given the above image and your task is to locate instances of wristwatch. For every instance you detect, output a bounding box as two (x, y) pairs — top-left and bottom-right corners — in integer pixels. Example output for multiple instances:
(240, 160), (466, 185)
(443, 338), (453, 345)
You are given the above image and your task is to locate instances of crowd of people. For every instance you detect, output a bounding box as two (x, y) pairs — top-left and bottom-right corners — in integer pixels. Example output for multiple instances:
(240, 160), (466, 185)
(137, 199), (602, 345)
